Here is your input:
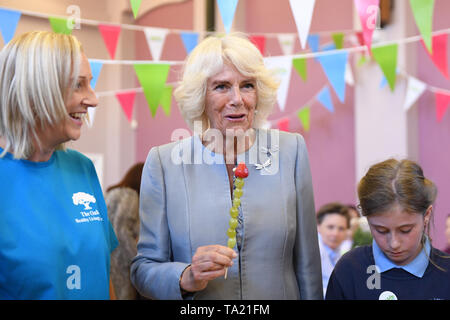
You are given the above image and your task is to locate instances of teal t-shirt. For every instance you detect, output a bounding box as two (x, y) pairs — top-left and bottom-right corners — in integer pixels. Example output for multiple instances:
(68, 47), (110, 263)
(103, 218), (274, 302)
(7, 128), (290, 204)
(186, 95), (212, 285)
(0, 148), (118, 299)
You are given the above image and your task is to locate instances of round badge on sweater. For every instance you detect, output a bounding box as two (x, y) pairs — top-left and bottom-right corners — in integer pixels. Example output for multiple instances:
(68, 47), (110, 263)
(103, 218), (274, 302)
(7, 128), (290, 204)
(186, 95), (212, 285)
(379, 291), (398, 300)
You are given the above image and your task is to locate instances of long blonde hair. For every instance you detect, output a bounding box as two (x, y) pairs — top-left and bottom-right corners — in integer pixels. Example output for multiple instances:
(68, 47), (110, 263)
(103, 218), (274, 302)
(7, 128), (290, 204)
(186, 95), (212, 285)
(0, 31), (82, 159)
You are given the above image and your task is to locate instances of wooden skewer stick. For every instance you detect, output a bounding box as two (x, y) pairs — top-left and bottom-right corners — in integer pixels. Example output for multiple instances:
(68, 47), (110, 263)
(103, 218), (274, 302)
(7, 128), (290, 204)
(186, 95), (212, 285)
(224, 267), (228, 279)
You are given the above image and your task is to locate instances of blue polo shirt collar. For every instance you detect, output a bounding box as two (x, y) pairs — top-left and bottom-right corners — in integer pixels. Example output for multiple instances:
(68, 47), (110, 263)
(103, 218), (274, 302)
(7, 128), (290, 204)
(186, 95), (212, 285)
(372, 237), (431, 278)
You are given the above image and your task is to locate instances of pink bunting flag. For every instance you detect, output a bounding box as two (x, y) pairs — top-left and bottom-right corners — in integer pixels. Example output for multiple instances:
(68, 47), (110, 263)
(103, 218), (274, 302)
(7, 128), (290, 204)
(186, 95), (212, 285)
(249, 35), (266, 55)
(98, 24), (121, 59)
(421, 34), (449, 79)
(277, 118), (290, 132)
(355, 31), (365, 46)
(115, 91), (136, 122)
(435, 90), (450, 122)
(354, 0), (380, 52)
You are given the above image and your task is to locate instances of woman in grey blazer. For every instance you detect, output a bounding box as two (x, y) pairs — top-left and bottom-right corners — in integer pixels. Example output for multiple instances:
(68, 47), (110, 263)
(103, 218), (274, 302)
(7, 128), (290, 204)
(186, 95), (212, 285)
(130, 33), (322, 300)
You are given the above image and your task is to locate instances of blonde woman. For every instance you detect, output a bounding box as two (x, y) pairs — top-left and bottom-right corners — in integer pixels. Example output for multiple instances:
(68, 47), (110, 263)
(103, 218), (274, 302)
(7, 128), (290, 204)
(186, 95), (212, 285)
(131, 33), (322, 300)
(0, 31), (117, 299)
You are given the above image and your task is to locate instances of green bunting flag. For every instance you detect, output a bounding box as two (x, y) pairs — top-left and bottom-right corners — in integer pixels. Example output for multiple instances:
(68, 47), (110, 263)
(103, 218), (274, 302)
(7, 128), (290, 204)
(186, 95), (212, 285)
(133, 64), (170, 117)
(293, 57), (307, 82)
(409, 0), (435, 53)
(297, 107), (311, 132)
(160, 85), (173, 116)
(49, 17), (73, 35)
(130, 0), (142, 19)
(372, 44), (398, 92)
(332, 32), (345, 49)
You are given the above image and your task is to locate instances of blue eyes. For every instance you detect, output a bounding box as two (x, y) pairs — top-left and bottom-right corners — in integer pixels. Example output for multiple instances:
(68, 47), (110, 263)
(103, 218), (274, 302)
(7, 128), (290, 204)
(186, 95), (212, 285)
(214, 84), (226, 90)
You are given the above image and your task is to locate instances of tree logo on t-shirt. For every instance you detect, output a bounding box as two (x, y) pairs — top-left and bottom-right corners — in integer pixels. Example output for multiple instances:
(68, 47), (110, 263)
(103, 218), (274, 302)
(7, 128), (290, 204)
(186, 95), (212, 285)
(379, 291), (398, 300)
(72, 192), (96, 210)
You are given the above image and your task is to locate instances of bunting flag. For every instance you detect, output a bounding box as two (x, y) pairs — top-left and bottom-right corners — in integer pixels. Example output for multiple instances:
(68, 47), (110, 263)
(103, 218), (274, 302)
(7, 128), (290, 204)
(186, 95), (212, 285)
(250, 35), (266, 55)
(355, 31), (365, 46)
(292, 57), (307, 82)
(98, 24), (121, 60)
(435, 90), (450, 122)
(116, 91), (136, 122)
(49, 17), (73, 35)
(321, 43), (336, 52)
(0, 9), (21, 44)
(277, 33), (296, 55)
(159, 85), (173, 116)
(264, 56), (293, 112)
(133, 63), (170, 117)
(380, 69), (399, 89)
(317, 51), (348, 103)
(332, 32), (345, 49)
(144, 27), (168, 61)
(289, 0), (316, 49)
(372, 43), (398, 91)
(354, 0), (380, 52)
(307, 34), (320, 53)
(180, 32), (199, 55)
(217, 0), (239, 33)
(130, 0), (142, 19)
(410, 0), (435, 53)
(345, 62), (355, 86)
(89, 61), (103, 90)
(403, 76), (427, 111)
(316, 86), (334, 112)
(86, 61), (103, 128)
(87, 107), (96, 128)
(297, 107), (311, 131)
(277, 118), (290, 132)
(422, 34), (448, 78)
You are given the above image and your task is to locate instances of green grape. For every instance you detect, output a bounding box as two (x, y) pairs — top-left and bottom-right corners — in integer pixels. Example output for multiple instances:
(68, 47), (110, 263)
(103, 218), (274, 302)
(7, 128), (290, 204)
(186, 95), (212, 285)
(232, 197), (241, 208)
(234, 188), (243, 198)
(227, 228), (236, 238)
(229, 217), (238, 229)
(234, 177), (244, 188)
(227, 237), (236, 248)
(229, 207), (239, 218)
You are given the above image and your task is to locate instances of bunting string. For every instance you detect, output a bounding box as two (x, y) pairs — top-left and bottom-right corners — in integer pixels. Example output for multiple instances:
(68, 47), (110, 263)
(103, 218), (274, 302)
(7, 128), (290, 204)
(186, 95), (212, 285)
(1, 3), (449, 128)
(0, 5), (354, 39)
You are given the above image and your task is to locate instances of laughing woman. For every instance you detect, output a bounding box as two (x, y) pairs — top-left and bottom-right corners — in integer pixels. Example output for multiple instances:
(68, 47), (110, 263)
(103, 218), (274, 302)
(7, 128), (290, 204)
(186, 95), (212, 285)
(0, 31), (117, 299)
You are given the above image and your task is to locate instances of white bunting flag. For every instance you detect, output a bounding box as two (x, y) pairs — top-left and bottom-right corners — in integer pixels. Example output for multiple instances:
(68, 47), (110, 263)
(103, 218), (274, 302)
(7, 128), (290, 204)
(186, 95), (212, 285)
(87, 108), (96, 128)
(264, 56), (293, 112)
(289, 0), (316, 49)
(144, 27), (169, 61)
(403, 76), (427, 111)
(277, 33), (296, 55)
(345, 62), (354, 86)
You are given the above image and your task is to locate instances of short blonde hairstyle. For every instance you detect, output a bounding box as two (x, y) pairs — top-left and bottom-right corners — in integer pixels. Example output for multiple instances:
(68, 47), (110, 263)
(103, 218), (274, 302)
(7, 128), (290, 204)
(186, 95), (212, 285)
(0, 31), (82, 159)
(173, 33), (279, 131)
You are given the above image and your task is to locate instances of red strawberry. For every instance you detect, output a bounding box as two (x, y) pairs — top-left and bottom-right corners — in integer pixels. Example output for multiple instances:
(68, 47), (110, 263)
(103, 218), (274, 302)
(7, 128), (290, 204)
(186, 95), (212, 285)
(234, 162), (249, 178)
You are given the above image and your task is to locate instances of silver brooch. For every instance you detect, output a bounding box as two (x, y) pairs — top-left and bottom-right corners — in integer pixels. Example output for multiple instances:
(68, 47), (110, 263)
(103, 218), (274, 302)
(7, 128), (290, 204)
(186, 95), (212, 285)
(254, 146), (279, 173)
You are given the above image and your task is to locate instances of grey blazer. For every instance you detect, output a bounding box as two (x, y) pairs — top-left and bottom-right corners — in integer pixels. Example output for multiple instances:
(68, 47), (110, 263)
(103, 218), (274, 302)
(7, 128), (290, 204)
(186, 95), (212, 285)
(130, 129), (323, 300)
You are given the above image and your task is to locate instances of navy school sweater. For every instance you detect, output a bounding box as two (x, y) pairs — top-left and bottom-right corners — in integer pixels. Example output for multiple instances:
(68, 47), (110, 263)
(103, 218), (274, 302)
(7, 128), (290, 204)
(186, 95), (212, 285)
(325, 245), (450, 300)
